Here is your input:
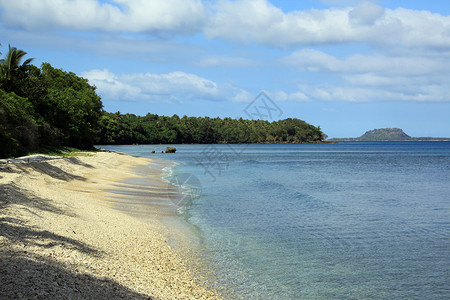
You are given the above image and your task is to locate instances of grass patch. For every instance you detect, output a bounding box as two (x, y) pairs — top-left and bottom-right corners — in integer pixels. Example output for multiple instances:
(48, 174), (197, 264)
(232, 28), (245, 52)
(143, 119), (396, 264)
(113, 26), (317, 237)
(27, 147), (98, 158)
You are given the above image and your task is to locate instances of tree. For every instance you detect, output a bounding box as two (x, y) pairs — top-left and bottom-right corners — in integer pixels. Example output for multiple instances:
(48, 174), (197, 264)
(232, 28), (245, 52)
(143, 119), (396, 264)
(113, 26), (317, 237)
(40, 63), (103, 149)
(0, 45), (104, 158)
(0, 44), (34, 92)
(0, 89), (38, 157)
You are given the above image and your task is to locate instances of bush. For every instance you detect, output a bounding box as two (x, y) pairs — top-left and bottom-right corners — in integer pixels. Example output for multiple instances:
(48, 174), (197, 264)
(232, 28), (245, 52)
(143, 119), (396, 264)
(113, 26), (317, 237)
(0, 90), (38, 157)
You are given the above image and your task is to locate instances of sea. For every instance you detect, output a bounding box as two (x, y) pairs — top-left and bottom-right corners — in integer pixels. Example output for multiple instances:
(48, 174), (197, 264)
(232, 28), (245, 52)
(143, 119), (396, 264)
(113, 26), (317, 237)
(99, 142), (450, 299)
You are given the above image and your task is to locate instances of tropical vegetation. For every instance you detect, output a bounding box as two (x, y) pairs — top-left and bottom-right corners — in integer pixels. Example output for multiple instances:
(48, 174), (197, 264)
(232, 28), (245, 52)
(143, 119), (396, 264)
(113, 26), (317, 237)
(0, 44), (102, 157)
(0, 44), (326, 158)
(97, 112), (326, 145)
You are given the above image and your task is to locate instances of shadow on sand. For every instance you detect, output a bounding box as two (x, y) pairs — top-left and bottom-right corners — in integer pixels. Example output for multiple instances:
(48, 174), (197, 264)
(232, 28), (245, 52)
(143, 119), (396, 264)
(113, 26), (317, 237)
(65, 156), (95, 169)
(0, 251), (153, 299)
(23, 161), (87, 181)
(0, 170), (154, 299)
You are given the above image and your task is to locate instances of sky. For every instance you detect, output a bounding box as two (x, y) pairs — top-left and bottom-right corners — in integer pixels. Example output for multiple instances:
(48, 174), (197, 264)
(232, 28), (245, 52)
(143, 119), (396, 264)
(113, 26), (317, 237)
(0, 0), (449, 138)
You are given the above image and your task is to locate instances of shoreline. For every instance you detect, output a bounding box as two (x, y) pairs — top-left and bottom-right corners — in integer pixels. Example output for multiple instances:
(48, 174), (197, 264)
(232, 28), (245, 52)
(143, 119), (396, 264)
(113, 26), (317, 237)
(0, 151), (221, 299)
(103, 157), (210, 286)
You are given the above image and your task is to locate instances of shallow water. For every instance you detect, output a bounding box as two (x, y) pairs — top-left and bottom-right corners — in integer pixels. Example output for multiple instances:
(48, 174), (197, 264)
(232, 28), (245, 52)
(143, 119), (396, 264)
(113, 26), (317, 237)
(99, 142), (450, 299)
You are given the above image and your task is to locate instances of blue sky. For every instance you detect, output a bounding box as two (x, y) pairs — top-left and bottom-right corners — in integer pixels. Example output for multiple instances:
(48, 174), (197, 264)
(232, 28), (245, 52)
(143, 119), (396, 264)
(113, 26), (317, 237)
(1, 0), (449, 138)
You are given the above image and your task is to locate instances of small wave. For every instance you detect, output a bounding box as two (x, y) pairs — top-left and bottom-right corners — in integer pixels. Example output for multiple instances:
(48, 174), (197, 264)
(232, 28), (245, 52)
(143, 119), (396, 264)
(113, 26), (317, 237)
(160, 161), (182, 183)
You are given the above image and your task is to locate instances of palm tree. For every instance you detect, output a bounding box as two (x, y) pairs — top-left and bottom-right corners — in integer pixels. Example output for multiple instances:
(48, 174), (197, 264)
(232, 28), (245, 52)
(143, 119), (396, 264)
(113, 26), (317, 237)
(0, 44), (34, 92)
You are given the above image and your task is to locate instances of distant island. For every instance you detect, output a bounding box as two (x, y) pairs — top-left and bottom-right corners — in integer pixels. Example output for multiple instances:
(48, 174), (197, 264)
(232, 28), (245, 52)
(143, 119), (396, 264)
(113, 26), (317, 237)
(329, 128), (450, 141)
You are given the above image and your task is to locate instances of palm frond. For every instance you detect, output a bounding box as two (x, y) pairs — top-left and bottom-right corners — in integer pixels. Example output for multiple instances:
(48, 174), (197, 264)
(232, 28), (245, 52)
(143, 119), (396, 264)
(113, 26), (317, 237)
(23, 58), (34, 66)
(0, 44), (35, 90)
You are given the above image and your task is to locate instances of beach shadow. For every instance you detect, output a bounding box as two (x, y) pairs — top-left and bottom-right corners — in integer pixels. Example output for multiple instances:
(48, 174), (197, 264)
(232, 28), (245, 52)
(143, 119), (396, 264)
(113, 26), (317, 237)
(0, 182), (154, 299)
(0, 183), (95, 253)
(0, 250), (154, 299)
(0, 164), (21, 175)
(65, 156), (95, 169)
(0, 183), (75, 216)
(0, 216), (99, 256)
(21, 162), (87, 181)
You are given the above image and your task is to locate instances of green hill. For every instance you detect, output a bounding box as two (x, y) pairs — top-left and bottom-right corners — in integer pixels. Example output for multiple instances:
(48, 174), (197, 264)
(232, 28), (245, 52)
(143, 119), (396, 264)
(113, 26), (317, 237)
(358, 128), (411, 141)
(329, 128), (450, 141)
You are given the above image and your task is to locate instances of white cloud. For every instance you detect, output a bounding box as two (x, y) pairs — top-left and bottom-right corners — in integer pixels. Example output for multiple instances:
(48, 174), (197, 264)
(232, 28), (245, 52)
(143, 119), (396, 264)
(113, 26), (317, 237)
(81, 69), (142, 100)
(81, 69), (305, 104)
(81, 69), (252, 102)
(3, 0), (449, 105)
(2, 0), (450, 50)
(282, 48), (450, 103)
(205, 0), (450, 49)
(303, 74), (450, 102)
(283, 49), (449, 75)
(348, 1), (384, 26)
(205, 0), (357, 46)
(230, 89), (253, 102)
(0, 0), (206, 35)
(265, 91), (309, 102)
(306, 85), (449, 102)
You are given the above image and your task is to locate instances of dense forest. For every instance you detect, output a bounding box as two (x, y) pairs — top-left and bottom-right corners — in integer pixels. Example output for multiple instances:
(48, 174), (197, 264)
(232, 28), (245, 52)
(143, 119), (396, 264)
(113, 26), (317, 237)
(0, 44), (326, 158)
(98, 113), (326, 145)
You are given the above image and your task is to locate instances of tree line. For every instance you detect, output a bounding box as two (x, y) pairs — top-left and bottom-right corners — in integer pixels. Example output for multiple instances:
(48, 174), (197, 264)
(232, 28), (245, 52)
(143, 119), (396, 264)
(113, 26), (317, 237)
(98, 112), (326, 145)
(0, 44), (326, 158)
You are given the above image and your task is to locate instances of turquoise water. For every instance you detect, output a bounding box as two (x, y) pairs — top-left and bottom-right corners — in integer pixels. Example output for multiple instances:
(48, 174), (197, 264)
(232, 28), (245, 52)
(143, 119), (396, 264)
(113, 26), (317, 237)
(100, 142), (450, 299)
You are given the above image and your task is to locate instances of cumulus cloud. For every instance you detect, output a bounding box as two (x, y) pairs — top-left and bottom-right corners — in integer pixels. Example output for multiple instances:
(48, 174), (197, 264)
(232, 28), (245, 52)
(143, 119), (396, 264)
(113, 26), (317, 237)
(0, 0), (206, 35)
(81, 69), (142, 100)
(2, 0), (450, 50)
(81, 69), (305, 103)
(205, 0), (356, 46)
(205, 0), (450, 49)
(81, 69), (252, 102)
(348, 1), (384, 26)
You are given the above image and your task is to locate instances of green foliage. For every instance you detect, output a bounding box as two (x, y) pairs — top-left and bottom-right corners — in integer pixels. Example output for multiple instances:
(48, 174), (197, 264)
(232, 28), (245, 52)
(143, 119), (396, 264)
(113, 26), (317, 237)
(97, 113), (326, 145)
(0, 45), (103, 158)
(0, 90), (38, 157)
(40, 63), (103, 149)
(0, 44), (34, 92)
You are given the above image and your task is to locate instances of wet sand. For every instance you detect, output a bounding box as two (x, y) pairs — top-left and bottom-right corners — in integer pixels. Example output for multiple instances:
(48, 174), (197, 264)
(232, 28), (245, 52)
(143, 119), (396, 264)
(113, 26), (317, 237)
(0, 151), (221, 299)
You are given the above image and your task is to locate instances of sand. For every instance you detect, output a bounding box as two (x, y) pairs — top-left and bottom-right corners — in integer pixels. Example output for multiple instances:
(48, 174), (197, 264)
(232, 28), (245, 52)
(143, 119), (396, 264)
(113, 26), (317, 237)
(0, 151), (221, 299)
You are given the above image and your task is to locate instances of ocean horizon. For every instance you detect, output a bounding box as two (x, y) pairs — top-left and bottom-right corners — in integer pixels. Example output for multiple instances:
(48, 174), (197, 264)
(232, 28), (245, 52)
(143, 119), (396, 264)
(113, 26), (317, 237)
(100, 142), (450, 299)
